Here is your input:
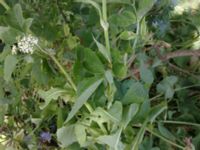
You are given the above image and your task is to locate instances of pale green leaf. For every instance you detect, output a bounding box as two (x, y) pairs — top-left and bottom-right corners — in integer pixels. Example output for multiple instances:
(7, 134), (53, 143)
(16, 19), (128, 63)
(38, 88), (67, 109)
(57, 125), (77, 148)
(91, 107), (119, 124)
(97, 128), (123, 149)
(75, 124), (86, 146)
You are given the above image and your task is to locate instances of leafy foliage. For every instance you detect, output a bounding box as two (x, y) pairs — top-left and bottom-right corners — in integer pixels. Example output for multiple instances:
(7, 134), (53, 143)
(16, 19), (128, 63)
(0, 0), (200, 149)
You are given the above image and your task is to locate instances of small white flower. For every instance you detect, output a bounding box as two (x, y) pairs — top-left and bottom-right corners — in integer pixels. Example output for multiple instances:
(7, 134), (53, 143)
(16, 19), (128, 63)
(11, 45), (17, 55)
(13, 34), (38, 54)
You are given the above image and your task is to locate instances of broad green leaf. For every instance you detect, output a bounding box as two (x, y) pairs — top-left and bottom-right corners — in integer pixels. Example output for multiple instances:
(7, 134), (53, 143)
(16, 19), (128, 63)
(122, 82), (148, 104)
(148, 102), (167, 123)
(119, 31), (136, 40)
(57, 125), (77, 148)
(75, 124), (86, 146)
(4, 55), (18, 82)
(83, 48), (105, 74)
(122, 103), (139, 128)
(140, 63), (154, 84)
(65, 78), (103, 122)
(93, 37), (111, 63)
(97, 128), (123, 149)
(137, 0), (157, 20)
(38, 88), (67, 109)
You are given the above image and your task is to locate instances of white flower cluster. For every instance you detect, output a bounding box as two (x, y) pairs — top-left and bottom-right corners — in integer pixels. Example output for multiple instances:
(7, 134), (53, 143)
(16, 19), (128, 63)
(12, 35), (38, 55)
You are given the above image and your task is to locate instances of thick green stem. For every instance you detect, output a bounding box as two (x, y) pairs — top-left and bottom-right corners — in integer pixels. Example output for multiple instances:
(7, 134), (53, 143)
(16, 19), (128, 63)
(49, 55), (77, 91)
(0, 0), (9, 10)
(36, 45), (77, 91)
(102, 0), (111, 66)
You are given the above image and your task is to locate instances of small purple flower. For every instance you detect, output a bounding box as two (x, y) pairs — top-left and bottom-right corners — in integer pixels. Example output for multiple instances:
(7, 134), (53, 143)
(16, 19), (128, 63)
(40, 131), (51, 143)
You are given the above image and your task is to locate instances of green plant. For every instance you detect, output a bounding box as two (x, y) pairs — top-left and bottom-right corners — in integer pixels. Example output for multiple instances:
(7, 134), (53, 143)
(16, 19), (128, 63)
(0, 0), (200, 149)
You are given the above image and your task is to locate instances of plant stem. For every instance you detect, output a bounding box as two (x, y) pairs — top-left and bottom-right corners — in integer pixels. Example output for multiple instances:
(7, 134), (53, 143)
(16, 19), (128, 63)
(36, 45), (77, 91)
(159, 120), (200, 128)
(146, 127), (185, 150)
(128, 20), (140, 67)
(49, 55), (77, 91)
(0, 0), (9, 10)
(102, 0), (111, 65)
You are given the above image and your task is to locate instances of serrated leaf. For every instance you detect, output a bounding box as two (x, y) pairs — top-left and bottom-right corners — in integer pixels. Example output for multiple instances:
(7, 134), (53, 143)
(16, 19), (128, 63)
(38, 88), (67, 109)
(4, 55), (18, 82)
(65, 78), (103, 122)
(91, 107), (119, 124)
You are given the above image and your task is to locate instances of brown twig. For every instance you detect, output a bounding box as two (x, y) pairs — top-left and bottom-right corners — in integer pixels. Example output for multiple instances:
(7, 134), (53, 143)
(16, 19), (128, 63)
(163, 50), (200, 61)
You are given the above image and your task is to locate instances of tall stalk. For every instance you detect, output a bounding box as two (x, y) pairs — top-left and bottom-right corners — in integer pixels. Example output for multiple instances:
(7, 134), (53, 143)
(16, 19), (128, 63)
(101, 0), (112, 67)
